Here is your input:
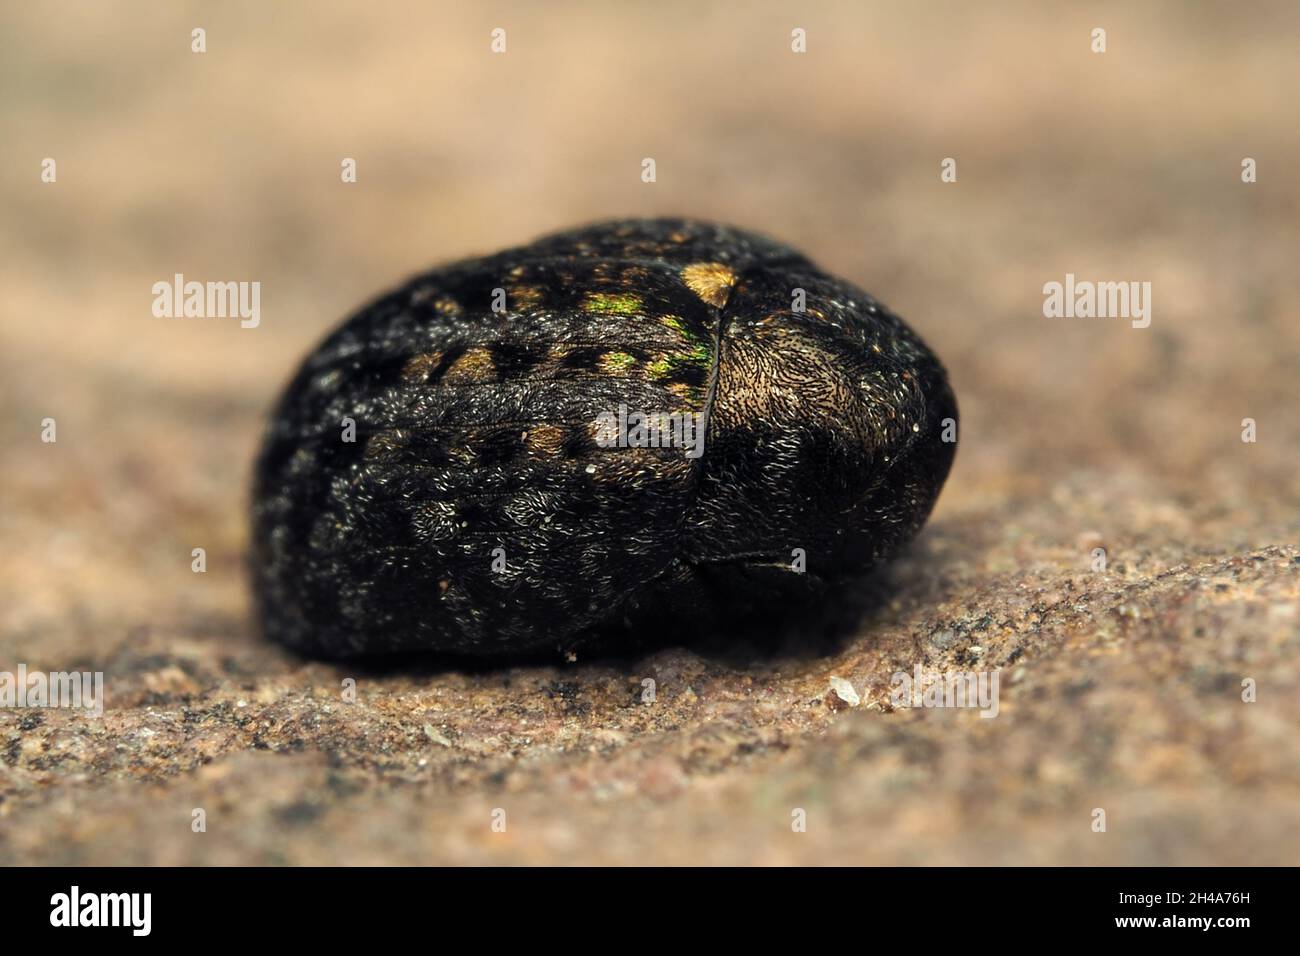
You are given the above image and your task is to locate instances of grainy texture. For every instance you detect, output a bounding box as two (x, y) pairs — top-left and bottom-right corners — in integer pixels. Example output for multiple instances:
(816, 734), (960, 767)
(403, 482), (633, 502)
(2, 0), (1298, 865)
(252, 218), (956, 658)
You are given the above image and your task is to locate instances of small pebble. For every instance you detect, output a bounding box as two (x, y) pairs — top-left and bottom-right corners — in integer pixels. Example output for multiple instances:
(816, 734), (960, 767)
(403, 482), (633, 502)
(827, 676), (861, 708)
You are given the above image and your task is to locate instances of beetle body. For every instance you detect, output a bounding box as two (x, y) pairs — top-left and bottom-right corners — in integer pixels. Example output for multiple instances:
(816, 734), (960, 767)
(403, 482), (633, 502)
(251, 219), (957, 659)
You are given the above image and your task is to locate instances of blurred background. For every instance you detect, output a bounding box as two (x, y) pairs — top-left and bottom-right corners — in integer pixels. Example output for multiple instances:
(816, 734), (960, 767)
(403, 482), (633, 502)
(2, 1), (1298, 864)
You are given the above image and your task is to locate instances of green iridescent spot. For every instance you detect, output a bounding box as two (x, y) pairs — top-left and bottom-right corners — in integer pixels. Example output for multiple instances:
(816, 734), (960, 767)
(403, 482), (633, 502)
(583, 292), (642, 315)
(647, 346), (711, 380)
(600, 350), (638, 373)
(647, 358), (674, 379)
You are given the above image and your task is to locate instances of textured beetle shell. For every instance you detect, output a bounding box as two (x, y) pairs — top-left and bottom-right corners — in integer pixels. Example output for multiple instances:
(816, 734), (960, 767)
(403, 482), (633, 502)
(251, 219), (957, 659)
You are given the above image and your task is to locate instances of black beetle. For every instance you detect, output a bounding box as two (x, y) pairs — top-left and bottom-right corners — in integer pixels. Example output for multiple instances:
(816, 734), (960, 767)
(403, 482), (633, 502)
(251, 219), (957, 659)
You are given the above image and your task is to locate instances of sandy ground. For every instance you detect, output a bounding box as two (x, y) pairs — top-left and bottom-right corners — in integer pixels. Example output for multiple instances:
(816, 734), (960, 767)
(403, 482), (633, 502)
(2, 1), (1298, 864)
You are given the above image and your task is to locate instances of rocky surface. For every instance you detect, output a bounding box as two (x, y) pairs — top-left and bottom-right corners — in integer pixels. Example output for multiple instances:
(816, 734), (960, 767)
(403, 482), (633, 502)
(2, 1), (1297, 864)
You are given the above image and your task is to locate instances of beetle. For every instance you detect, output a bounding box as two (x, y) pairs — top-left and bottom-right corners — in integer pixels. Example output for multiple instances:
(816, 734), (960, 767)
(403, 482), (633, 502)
(250, 218), (957, 659)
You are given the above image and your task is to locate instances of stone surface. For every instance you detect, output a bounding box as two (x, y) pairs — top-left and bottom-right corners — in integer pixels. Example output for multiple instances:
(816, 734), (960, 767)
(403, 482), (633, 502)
(2, 1), (1297, 865)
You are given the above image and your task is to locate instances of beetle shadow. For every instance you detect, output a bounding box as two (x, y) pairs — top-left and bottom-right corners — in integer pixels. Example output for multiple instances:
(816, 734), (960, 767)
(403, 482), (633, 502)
(620, 552), (958, 669)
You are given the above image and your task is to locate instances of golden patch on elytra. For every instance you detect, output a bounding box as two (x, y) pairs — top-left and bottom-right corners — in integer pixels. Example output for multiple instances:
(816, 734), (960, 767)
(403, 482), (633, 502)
(666, 380), (703, 404)
(442, 346), (496, 384)
(524, 423), (568, 457)
(681, 262), (736, 308)
(432, 296), (464, 317)
(402, 351), (443, 382)
(510, 284), (546, 309)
